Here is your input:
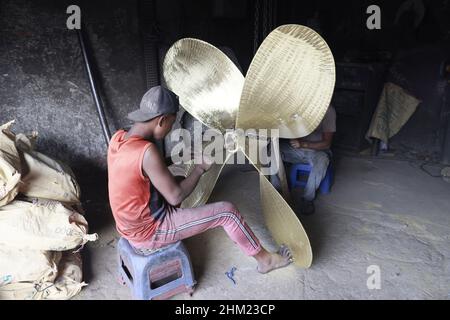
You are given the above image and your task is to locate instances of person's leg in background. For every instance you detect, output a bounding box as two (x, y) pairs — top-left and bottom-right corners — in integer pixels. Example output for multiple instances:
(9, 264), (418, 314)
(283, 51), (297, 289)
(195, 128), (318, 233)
(269, 139), (309, 191)
(273, 140), (330, 215)
(302, 150), (330, 202)
(132, 201), (293, 274)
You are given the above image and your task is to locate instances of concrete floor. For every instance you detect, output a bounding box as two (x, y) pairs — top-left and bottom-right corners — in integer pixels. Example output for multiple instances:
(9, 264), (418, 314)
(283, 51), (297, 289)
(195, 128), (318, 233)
(76, 156), (450, 300)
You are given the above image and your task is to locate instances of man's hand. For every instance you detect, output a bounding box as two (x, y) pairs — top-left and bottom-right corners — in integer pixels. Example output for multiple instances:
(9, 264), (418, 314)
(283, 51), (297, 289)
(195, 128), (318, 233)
(289, 139), (301, 149)
(290, 139), (310, 149)
(193, 153), (213, 174)
(289, 132), (334, 151)
(143, 146), (212, 206)
(290, 138), (309, 149)
(197, 155), (213, 173)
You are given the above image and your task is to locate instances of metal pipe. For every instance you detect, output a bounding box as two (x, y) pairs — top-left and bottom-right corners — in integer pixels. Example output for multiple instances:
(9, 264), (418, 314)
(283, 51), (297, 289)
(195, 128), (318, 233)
(76, 28), (111, 144)
(139, 0), (160, 89)
(253, 0), (260, 54)
(139, 0), (164, 154)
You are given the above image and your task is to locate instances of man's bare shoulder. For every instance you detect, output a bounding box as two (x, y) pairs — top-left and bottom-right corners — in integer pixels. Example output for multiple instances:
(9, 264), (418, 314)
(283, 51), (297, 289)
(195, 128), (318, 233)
(142, 143), (164, 167)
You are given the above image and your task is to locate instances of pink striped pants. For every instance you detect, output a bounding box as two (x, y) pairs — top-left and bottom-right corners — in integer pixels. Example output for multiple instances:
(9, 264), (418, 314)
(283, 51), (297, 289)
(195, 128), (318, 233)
(130, 201), (262, 256)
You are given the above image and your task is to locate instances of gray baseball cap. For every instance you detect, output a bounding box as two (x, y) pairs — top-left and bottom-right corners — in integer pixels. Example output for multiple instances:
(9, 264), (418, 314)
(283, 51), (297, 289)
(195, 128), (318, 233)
(127, 85), (180, 122)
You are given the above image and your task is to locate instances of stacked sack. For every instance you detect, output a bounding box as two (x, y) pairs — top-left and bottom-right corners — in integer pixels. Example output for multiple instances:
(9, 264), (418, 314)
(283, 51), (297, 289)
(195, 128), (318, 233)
(0, 120), (98, 300)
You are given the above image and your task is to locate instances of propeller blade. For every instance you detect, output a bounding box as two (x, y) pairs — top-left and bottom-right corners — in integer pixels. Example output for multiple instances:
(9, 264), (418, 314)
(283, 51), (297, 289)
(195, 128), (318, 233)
(236, 25), (335, 138)
(163, 38), (244, 133)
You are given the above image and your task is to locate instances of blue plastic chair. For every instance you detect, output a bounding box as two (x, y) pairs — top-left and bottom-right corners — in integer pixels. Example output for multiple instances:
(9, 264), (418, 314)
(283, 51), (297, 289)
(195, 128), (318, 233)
(289, 162), (333, 194)
(117, 238), (196, 300)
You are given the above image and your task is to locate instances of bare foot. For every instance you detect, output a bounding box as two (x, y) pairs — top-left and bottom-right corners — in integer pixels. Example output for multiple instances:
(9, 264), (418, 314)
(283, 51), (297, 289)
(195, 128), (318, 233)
(256, 245), (293, 274)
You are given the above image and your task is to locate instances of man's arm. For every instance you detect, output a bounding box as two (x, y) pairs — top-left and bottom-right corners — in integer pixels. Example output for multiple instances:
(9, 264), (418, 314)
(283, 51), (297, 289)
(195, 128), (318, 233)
(289, 132), (334, 151)
(142, 145), (210, 206)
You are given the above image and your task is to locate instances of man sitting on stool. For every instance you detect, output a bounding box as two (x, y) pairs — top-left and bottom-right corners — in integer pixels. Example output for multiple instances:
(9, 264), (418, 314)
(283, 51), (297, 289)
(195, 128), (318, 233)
(108, 86), (293, 275)
(272, 105), (336, 215)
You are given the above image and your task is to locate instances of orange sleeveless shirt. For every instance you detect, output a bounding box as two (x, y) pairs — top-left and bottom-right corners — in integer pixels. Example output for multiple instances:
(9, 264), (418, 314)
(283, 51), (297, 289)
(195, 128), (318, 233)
(107, 130), (165, 243)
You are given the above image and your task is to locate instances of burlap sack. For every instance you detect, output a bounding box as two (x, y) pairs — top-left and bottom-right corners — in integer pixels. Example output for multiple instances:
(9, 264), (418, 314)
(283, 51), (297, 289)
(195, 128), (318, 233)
(0, 199), (97, 251)
(0, 120), (80, 204)
(0, 247), (61, 283)
(0, 251), (86, 300)
(18, 149), (81, 204)
(0, 121), (21, 207)
(14, 131), (81, 204)
(15, 132), (37, 151)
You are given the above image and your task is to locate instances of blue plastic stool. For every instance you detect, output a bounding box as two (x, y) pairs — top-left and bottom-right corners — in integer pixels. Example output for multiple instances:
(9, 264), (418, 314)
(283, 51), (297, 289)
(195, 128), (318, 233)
(289, 163), (333, 194)
(117, 238), (196, 300)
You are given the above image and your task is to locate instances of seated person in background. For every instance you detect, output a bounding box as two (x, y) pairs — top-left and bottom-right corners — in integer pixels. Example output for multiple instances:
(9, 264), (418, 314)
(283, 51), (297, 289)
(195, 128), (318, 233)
(273, 105), (336, 215)
(107, 86), (293, 274)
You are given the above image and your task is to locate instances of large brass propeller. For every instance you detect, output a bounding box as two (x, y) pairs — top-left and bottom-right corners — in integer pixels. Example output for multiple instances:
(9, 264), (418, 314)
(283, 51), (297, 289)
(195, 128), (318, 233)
(163, 25), (335, 268)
